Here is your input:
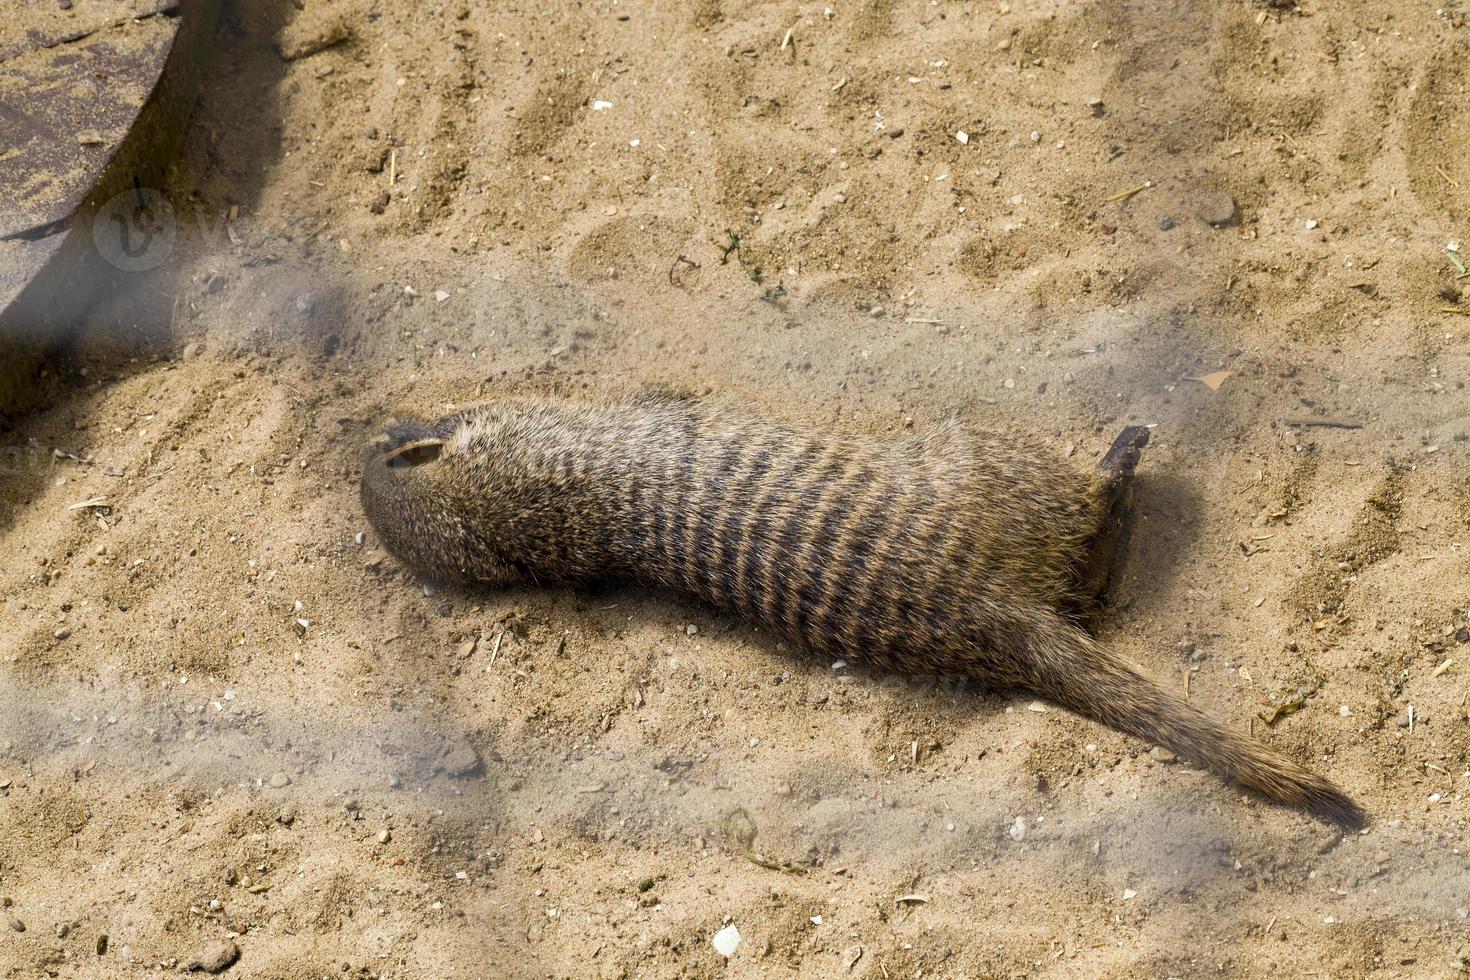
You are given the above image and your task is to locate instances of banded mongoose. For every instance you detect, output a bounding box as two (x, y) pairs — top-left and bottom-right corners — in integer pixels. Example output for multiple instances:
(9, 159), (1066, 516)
(360, 391), (1362, 828)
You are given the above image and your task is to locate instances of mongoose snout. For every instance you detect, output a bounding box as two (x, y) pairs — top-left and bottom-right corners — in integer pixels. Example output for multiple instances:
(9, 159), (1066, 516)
(360, 390), (1363, 829)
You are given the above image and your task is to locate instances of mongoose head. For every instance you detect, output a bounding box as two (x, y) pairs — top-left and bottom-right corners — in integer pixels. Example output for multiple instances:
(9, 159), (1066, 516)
(360, 403), (613, 589)
(360, 414), (531, 588)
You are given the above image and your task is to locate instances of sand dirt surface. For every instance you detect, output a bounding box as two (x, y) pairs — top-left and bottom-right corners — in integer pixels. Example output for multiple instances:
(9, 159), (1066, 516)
(3, 0), (1470, 976)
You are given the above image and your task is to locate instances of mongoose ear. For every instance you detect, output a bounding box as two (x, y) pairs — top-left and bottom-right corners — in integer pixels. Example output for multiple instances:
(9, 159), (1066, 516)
(384, 439), (445, 469)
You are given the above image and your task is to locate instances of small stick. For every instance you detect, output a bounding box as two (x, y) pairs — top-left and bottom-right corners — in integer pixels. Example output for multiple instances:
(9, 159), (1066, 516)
(1281, 417), (1363, 429)
(488, 630), (503, 667)
(1440, 307), (1470, 316)
(780, 26), (794, 50)
(1105, 181), (1152, 203)
(388, 148), (397, 186)
(1437, 166), (1460, 188)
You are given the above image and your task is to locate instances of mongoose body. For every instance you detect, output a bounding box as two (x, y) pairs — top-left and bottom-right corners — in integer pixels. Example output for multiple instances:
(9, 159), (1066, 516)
(361, 391), (1362, 827)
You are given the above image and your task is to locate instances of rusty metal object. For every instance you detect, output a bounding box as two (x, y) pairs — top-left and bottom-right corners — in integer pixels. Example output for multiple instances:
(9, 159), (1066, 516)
(0, 0), (219, 406)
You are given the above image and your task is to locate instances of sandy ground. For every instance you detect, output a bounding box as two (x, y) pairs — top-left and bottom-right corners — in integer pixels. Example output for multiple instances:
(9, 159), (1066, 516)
(3, 0), (1470, 976)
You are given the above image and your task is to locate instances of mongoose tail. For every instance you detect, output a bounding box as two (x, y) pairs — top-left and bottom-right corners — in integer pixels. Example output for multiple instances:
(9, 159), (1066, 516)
(1020, 618), (1365, 829)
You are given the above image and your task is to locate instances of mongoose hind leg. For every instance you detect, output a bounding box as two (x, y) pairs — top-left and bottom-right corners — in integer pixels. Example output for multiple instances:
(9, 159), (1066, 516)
(1097, 425), (1150, 493)
(1070, 425), (1151, 622)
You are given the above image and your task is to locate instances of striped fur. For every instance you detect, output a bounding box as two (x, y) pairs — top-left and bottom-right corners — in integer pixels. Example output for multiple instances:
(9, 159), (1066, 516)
(360, 392), (1363, 828)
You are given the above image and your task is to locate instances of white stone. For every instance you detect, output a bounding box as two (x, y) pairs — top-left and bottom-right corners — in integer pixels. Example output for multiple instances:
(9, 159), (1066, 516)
(713, 924), (742, 958)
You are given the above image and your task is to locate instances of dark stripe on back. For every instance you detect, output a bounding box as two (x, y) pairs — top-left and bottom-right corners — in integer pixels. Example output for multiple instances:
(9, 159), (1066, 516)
(680, 429), (744, 602)
(734, 441), (822, 628)
(838, 471), (933, 653)
(775, 451), (854, 638)
(710, 438), (775, 613)
(660, 413), (703, 587)
(796, 462), (877, 648)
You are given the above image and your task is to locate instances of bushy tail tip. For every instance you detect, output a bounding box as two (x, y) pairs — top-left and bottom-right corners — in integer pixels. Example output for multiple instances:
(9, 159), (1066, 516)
(1023, 619), (1364, 828)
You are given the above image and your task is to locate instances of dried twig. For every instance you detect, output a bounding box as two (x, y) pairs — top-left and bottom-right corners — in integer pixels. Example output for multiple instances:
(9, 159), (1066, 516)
(1105, 181), (1152, 203)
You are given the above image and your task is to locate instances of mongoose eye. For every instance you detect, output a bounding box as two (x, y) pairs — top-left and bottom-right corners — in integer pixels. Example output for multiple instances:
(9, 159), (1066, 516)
(385, 439), (445, 469)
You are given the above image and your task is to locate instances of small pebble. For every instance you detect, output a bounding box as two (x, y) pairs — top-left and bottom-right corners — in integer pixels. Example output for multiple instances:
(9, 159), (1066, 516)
(8, 915), (24, 932)
(442, 743), (481, 778)
(54, 626), (71, 640)
(712, 923), (741, 958)
(1157, 216), (1176, 231)
(1197, 191), (1237, 226)
(268, 771), (291, 788)
(57, 922), (70, 939)
(1008, 816), (1026, 842)
(184, 939), (240, 974)
(1148, 746), (1177, 763)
